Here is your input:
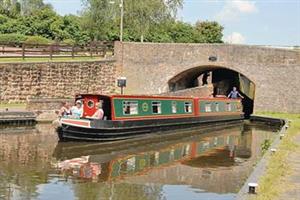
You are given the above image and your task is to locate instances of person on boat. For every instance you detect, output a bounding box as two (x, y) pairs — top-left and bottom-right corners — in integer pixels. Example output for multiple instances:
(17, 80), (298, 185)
(90, 101), (104, 119)
(71, 100), (83, 118)
(58, 102), (71, 117)
(228, 87), (244, 99)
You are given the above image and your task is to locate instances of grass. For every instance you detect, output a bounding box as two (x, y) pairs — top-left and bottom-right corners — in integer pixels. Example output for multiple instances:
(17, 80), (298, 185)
(0, 56), (106, 63)
(0, 102), (26, 110)
(251, 112), (300, 200)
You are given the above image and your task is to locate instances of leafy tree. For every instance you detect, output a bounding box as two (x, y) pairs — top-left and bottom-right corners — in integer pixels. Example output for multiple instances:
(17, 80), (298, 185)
(81, 0), (183, 41)
(20, 0), (53, 16)
(0, 0), (224, 45)
(194, 21), (223, 43)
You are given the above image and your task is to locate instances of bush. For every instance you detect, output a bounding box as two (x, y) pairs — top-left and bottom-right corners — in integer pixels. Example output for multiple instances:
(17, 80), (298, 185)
(0, 14), (9, 24)
(62, 39), (75, 45)
(0, 33), (27, 45)
(25, 36), (52, 45)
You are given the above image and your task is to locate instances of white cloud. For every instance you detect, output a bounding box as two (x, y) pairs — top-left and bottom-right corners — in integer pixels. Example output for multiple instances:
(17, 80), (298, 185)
(224, 32), (246, 44)
(216, 0), (258, 22)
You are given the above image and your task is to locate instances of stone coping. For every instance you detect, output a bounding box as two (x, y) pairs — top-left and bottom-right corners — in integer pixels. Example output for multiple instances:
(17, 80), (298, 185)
(236, 115), (288, 200)
(27, 98), (73, 103)
(120, 42), (300, 52)
(0, 58), (116, 65)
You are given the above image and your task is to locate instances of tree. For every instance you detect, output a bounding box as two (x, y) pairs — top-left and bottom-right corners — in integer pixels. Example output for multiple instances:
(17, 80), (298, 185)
(0, 0), (21, 17)
(20, 0), (53, 16)
(194, 21), (223, 43)
(81, 0), (183, 41)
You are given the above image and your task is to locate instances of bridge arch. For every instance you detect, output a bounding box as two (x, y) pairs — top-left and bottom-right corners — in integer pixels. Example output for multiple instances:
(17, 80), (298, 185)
(167, 65), (256, 117)
(116, 42), (300, 113)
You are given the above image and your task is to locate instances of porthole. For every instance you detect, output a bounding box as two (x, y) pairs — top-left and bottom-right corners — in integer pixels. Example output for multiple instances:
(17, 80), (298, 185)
(87, 100), (94, 108)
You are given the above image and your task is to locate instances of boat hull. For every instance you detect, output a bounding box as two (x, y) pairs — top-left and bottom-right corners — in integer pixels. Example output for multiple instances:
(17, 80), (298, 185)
(57, 114), (244, 142)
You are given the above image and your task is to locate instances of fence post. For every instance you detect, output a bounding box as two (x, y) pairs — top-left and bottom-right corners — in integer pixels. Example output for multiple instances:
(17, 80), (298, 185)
(50, 44), (53, 60)
(22, 43), (25, 60)
(90, 42), (93, 58)
(103, 43), (107, 58)
(71, 45), (75, 59)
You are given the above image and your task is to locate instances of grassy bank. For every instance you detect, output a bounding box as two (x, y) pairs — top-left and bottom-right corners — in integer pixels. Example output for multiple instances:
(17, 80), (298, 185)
(252, 112), (300, 200)
(0, 102), (26, 110)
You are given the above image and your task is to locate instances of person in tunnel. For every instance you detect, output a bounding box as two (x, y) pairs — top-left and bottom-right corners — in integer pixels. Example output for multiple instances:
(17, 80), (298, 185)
(228, 87), (244, 99)
(202, 72), (210, 86)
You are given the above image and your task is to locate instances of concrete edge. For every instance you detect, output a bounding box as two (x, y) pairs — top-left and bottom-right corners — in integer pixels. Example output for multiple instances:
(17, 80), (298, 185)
(235, 115), (288, 200)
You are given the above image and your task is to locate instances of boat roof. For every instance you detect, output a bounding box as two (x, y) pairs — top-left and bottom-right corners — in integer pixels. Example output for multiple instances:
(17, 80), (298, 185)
(75, 94), (239, 101)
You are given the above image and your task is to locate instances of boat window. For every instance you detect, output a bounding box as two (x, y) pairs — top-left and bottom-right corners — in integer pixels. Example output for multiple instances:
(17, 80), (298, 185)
(205, 103), (212, 112)
(87, 100), (94, 108)
(152, 101), (162, 114)
(123, 101), (138, 115)
(215, 103), (219, 112)
(226, 103), (232, 111)
(184, 102), (192, 113)
(172, 101), (177, 113)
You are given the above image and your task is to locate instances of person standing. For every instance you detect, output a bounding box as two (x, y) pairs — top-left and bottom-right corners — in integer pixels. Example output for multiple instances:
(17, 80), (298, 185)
(228, 87), (244, 99)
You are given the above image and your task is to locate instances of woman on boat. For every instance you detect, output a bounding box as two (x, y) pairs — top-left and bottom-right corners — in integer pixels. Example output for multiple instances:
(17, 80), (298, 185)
(58, 102), (71, 117)
(90, 101), (104, 119)
(71, 100), (83, 118)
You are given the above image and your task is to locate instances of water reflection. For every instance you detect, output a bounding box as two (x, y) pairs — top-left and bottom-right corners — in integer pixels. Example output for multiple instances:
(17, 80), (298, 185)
(0, 122), (279, 200)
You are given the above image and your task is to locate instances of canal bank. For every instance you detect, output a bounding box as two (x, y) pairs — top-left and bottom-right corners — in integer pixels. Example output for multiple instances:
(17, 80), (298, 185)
(0, 120), (281, 200)
(244, 113), (300, 200)
(1, 102), (298, 200)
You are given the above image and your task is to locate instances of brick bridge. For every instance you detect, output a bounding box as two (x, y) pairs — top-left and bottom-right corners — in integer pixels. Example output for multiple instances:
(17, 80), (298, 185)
(114, 42), (300, 114)
(0, 42), (299, 114)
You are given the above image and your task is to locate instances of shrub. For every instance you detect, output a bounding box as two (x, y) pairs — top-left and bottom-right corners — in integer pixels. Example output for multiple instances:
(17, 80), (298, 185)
(62, 39), (75, 45)
(0, 33), (27, 45)
(25, 36), (52, 45)
(0, 14), (9, 24)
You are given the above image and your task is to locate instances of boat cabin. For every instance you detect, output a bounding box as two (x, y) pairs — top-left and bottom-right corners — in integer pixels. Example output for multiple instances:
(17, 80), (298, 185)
(74, 94), (242, 121)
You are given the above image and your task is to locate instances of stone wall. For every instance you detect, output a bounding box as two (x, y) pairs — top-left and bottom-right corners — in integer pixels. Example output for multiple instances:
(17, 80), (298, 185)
(0, 60), (118, 102)
(115, 42), (300, 113)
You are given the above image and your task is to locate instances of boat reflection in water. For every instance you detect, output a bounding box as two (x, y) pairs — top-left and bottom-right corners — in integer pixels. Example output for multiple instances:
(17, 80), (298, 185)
(52, 122), (278, 197)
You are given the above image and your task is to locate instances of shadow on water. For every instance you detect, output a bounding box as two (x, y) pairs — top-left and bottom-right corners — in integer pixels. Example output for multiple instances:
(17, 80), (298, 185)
(0, 121), (281, 200)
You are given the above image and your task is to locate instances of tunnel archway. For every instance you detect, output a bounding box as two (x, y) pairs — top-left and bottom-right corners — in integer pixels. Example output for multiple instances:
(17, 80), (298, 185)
(168, 66), (255, 118)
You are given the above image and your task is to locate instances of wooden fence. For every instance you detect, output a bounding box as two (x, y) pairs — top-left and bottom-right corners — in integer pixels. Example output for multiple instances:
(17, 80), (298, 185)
(0, 41), (114, 60)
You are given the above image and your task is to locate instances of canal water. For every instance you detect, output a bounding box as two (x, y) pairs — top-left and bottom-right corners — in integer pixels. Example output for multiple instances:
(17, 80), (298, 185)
(0, 121), (280, 200)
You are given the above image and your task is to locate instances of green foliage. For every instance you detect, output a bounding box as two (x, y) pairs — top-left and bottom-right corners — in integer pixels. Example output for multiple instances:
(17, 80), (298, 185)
(0, 33), (27, 45)
(62, 39), (75, 45)
(261, 139), (272, 154)
(20, 0), (53, 16)
(25, 35), (51, 44)
(195, 21), (223, 43)
(0, 0), (224, 45)
(0, 14), (9, 23)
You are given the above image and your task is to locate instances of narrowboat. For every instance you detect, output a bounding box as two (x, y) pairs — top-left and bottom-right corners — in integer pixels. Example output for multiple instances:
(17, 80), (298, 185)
(57, 94), (244, 141)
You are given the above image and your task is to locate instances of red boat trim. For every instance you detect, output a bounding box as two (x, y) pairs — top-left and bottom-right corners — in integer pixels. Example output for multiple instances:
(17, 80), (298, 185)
(111, 94), (194, 100)
(61, 118), (91, 128)
(114, 114), (197, 121)
(200, 111), (242, 116)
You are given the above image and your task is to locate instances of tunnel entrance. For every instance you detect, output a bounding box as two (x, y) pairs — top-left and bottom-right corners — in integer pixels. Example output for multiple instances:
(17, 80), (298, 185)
(168, 67), (255, 118)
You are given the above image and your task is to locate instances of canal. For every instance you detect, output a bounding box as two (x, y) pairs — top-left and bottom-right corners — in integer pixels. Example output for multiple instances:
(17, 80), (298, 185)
(0, 121), (280, 200)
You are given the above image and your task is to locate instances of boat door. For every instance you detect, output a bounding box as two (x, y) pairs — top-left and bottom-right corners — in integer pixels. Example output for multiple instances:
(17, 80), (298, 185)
(83, 95), (98, 117)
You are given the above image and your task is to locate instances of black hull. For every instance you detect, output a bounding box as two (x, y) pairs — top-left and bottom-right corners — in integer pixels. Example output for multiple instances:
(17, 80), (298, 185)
(57, 114), (244, 142)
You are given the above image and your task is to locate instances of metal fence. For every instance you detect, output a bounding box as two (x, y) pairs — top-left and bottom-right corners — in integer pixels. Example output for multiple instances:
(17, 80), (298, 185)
(0, 41), (114, 60)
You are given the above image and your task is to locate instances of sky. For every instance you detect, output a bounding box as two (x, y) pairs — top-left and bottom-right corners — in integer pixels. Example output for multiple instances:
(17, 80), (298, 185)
(44, 0), (300, 46)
